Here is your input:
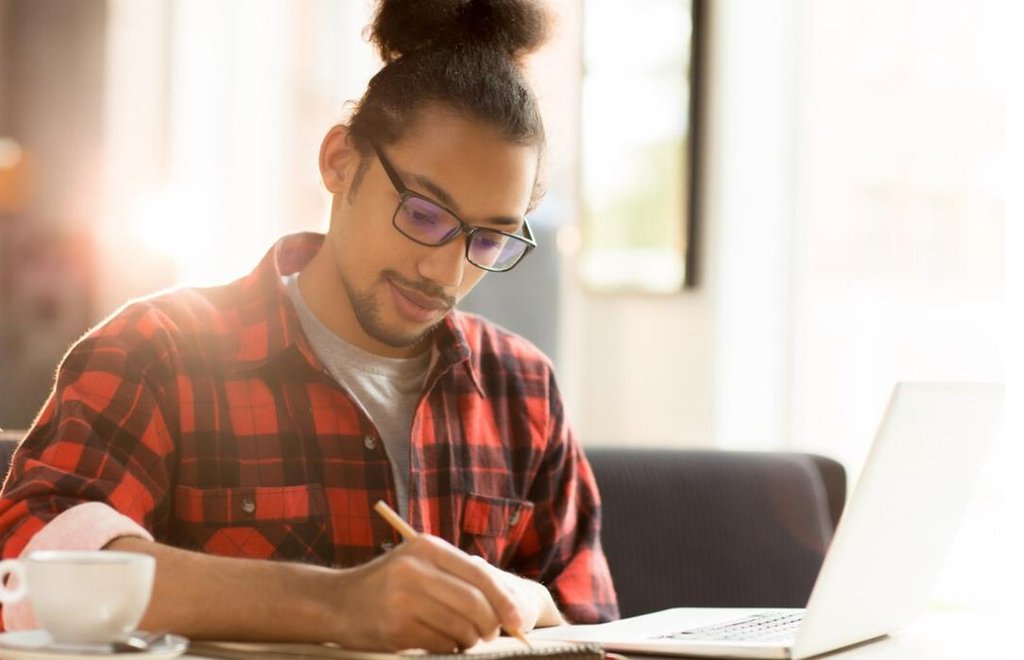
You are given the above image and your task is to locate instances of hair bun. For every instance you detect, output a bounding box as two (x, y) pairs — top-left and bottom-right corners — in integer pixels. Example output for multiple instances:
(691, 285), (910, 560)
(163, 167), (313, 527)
(371, 0), (549, 63)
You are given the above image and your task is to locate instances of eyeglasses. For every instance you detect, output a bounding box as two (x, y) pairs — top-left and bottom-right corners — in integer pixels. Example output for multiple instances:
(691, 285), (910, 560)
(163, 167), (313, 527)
(372, 143), (536, 272)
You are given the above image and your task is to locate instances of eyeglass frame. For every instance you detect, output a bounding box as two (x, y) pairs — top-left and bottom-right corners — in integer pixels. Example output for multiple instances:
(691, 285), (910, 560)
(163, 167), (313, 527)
(371, 143), (537, 273)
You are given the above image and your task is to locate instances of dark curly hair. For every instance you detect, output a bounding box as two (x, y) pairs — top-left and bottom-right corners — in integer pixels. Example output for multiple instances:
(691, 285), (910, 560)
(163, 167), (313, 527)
(347, 0), (550, 162)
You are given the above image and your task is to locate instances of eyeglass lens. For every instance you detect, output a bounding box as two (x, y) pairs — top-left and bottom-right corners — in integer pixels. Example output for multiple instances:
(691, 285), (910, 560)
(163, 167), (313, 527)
(395, 196), (528, 271)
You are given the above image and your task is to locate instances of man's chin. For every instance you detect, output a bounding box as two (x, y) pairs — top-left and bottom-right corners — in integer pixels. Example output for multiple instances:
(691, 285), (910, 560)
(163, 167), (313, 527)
(364, 318), (440, 354)
(348, 280), (450, 355)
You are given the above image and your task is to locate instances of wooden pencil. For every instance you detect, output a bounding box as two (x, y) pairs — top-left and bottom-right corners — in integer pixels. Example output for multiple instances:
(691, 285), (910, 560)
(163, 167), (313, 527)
(373, 500), (533, 649)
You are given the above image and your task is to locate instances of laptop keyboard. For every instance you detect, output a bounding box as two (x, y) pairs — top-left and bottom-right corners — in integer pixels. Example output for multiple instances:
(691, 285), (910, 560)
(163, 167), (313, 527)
(658, 611), (804, 644)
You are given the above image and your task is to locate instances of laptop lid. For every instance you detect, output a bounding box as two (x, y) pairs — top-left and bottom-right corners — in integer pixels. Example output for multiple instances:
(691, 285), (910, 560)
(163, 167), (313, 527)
(792, 382), (1003, 658)
(530, 382), (1003, 659)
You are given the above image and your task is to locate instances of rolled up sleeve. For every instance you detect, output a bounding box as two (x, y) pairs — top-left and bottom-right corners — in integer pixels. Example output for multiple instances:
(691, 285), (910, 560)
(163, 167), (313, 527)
(0, 306), (179, 630)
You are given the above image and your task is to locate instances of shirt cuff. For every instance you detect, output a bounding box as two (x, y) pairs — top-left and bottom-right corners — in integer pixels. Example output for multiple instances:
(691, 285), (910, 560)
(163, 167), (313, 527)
(2, 502), (153, 631)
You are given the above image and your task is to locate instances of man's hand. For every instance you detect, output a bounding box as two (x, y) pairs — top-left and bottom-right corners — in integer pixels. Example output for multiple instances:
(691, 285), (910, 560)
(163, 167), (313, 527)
(470, 555), (567, 630)
(106, 534), (561, 653)
(330, 535), (526, 652)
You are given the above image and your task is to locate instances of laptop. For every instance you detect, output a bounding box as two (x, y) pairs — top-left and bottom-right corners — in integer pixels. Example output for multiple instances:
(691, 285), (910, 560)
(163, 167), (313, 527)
(530, 382), (1004, 659)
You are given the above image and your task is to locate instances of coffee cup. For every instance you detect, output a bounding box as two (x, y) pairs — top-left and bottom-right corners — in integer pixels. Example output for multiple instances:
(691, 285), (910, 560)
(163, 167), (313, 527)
(0, 550), (155, 644)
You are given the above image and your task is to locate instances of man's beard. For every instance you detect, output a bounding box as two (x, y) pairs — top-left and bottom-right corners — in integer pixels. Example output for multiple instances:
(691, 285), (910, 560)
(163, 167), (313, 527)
(342, 269), (453, 351)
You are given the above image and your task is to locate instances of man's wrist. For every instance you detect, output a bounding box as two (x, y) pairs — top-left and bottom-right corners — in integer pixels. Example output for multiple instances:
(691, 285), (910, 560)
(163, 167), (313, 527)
(292, 563), (353, 643)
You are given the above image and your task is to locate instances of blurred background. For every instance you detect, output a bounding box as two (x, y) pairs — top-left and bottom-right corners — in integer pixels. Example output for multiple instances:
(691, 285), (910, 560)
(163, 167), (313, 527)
(0, 0), (1011, 614)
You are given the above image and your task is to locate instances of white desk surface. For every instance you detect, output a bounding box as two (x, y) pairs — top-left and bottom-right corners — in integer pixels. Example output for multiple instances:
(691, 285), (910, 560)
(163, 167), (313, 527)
(798, 609), (1008, 659)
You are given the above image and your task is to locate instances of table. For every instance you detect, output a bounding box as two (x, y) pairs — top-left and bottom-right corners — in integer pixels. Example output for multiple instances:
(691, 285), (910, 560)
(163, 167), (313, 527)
(177, 609), (1014, 659)
(795, 609), (1009, 659)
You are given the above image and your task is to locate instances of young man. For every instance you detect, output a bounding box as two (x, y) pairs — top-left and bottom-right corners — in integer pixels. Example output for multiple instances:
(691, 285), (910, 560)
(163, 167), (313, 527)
(0, 1), (618, 652)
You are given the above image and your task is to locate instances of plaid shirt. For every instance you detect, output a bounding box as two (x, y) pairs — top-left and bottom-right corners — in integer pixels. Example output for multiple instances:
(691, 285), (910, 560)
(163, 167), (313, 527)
(0, 233), (618, 624)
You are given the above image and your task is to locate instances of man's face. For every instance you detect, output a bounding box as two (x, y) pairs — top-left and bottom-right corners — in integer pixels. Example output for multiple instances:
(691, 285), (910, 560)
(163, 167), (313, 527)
(314, 108), (538, 358)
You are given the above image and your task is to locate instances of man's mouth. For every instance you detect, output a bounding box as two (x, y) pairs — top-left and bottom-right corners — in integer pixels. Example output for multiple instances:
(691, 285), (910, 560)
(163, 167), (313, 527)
(385, 275), (452, 323)
(394, 283), (448, 310)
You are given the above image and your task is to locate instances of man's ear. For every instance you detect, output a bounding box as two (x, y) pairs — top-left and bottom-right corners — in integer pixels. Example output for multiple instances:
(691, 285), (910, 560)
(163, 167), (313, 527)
(319, 124), (359, 194)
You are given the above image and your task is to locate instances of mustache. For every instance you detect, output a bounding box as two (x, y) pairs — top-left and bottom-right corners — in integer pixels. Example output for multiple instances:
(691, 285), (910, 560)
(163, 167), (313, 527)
(382, 269), (455, 308)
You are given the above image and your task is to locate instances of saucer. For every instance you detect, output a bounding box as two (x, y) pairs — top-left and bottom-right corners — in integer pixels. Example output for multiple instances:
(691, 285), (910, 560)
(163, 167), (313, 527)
(0, 630), (188, 659)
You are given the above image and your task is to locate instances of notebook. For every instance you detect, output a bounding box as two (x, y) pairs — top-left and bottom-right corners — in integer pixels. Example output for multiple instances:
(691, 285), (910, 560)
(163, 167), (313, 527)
(189, 637), (607, 660)
(529, 382), (1004, 659)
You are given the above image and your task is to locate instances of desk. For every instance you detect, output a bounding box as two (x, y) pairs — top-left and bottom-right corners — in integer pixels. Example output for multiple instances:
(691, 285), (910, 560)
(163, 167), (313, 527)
(800, 610), (1006, 659)
(176, 610), (1012, 659)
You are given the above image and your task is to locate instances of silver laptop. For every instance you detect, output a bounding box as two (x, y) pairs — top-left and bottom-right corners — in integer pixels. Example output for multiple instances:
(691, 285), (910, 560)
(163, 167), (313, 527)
(530, 382), (1004, 659)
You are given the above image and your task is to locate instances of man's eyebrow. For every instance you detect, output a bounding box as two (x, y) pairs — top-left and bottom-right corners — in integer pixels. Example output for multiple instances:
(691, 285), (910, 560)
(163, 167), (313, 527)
(406, 172), (523, 229)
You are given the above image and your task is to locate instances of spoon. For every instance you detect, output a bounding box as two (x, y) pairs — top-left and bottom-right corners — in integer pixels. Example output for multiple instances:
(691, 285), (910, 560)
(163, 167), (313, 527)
(110, 630), (170, 654)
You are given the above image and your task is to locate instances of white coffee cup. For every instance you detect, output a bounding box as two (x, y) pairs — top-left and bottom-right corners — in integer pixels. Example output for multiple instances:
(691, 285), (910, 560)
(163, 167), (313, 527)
(0, 550), (155, 644)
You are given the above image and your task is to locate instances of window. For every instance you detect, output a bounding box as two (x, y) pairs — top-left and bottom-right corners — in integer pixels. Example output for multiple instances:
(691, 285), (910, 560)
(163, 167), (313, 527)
(579, 0), (702, 292)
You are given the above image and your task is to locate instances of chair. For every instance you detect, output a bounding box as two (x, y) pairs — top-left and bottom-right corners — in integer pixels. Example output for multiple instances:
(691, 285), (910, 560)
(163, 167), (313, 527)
(586, 447), (846, 618)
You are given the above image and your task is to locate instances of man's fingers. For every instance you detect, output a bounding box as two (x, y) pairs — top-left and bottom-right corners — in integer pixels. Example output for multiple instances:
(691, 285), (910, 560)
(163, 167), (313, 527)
(469, 556), (543, 632)
(388, 619), (465, 654)
(389, 552), (501, 642)
(372, 559), (483, 652)
(414, 562), (504, 641)
(412, 598), (491, 651)
(405, 536), (523, 632)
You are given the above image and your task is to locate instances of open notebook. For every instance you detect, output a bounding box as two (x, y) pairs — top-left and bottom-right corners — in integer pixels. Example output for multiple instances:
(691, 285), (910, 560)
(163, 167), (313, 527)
(189, 637), (607, 660)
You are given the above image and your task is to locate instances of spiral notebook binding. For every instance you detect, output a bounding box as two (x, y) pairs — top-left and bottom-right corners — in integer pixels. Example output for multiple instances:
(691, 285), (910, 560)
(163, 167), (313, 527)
(413, 642), (605, 660)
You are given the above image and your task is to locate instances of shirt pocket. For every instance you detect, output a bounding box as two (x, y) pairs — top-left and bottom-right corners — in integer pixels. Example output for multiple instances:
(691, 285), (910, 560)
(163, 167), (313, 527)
(171, 484), (334, 565)
(459, 492), (535, 567)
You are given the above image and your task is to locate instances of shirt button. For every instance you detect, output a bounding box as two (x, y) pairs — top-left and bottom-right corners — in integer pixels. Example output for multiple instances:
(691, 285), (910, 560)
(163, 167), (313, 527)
(241, 498), (256, 515)
(380, 541), (395, 553)
(363, 435), (377, 450)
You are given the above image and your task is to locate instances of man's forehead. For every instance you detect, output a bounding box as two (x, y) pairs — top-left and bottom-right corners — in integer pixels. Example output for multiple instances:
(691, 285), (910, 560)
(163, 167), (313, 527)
(383, 113), (539, 220)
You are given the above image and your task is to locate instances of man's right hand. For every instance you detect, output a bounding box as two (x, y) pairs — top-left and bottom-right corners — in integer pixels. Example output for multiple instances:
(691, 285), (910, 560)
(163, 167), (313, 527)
(106, 534), (524, 653)
(325, 534), (525, 652)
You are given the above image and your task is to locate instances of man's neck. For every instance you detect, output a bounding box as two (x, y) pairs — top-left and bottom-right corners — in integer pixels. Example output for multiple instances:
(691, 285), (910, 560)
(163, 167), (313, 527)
(295, 248), (431, 359)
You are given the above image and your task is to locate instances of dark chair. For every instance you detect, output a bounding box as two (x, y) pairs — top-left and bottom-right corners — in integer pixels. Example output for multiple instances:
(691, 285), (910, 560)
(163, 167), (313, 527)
(586, 447), (846, 618)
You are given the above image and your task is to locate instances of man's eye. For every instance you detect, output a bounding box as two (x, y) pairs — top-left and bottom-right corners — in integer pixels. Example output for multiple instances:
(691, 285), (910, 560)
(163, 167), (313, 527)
(476, 234), (506, 251)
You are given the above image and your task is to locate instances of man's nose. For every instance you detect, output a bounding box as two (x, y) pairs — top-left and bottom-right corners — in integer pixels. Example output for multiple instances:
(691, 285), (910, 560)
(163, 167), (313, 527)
(416, 237), (467, 289)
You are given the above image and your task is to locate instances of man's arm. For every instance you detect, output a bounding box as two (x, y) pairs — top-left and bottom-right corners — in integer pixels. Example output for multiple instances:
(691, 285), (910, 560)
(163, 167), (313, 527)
(506, 368), (620, 624)
(0, 305), (560, 647)
(107, 533), (529, 652)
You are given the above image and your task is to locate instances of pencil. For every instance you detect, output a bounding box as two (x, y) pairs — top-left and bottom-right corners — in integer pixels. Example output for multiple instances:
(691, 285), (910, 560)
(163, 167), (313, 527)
(373, 500), (533, 649)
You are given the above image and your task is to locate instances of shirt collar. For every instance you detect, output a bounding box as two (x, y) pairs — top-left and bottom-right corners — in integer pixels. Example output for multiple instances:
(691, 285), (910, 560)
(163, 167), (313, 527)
(434, 312), (485, 397)
(224, 232), (320, 372)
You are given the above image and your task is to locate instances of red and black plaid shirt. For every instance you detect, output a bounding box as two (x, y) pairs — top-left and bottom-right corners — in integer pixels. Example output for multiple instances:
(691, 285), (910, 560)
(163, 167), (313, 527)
(0, 233), (618, 623)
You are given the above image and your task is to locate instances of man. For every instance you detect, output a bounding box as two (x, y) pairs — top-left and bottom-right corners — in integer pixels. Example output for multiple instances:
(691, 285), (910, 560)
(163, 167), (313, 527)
(0, 0), (617, 651)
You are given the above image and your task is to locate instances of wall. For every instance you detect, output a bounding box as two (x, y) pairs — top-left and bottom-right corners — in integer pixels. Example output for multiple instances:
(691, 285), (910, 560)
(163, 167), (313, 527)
(567, 0), (1004, 459)
(0, 0), (9, 132)
(567, 0), (799, 449)
(0, 0), (107, 429)
(570, 292), (714, 446)
(0, 0), (1005, 458)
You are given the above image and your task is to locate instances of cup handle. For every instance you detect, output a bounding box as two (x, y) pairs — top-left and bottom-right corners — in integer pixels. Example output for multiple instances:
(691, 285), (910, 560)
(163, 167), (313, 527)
(0, 559), (27, 603)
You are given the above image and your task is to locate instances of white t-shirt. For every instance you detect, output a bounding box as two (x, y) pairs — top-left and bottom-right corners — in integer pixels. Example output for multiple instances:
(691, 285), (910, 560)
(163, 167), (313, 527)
(284, 273), (432, 519)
